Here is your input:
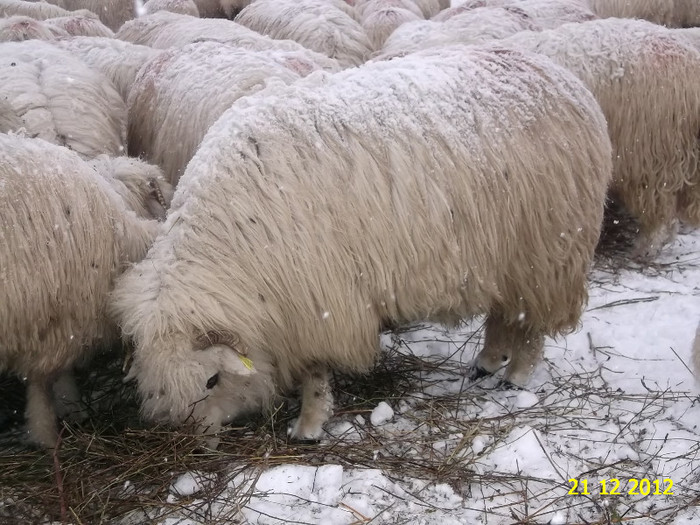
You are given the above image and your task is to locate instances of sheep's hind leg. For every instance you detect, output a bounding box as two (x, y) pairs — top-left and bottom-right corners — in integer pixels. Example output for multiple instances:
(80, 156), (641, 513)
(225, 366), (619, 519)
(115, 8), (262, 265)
(473, 313), (544, 388)
(53, 370), (87, 423)
(25, 376), (58, 448)
(289, 365), (333, 442)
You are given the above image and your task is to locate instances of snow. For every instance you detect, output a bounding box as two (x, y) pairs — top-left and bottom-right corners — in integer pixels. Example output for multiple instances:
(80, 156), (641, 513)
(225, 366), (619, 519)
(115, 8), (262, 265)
(370, 401), (394, 426)
(125, 228), (700, 525)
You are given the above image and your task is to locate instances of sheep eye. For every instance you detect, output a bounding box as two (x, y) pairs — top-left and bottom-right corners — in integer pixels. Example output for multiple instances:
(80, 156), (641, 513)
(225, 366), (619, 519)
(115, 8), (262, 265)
(206, 373), (219, 389)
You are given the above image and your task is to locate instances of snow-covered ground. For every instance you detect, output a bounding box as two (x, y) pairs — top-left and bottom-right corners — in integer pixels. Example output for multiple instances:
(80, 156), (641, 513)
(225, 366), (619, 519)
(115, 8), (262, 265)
(134, 228), (700, 525)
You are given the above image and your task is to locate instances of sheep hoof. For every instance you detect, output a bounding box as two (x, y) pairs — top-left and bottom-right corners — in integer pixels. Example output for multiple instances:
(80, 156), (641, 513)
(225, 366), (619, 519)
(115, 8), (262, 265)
(469, 366), (493, 380)
(288, 417), (324, 442)
(497, 379), (524, 391)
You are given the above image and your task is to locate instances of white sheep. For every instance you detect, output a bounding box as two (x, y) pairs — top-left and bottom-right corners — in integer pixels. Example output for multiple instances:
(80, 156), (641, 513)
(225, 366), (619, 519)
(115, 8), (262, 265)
(362, 7), (423, 49)
(127, 41), (333, 186)
(674, 27), (700, 52)
(51, 36), (160, 102)
(434, 0), (597, 27)
(0, 134), (166, 448)
(45, 11), (115, 37)
(234, 0), (374, 67)
(376, 7), (541, 59)
(111, 45), (612, 445)
(0, 15), (69, 42)
(115, 10), (341, 71)
(496, 19), (700, 258)
(355, 0), (424, 19)
(0, 0), (72, 19)
(587, 0), (700, 27)
(0, 40), (127, 159)
(144, 0), (200, 16)
(42, 0), (134, 31)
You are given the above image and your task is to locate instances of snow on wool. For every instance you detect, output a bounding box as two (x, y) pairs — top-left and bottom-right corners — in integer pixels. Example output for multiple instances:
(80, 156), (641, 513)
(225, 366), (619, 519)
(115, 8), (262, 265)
(234, 0), (374, 67)
(127, 41), (338, 186)
(51, 36), (160, 102)
(0, 39), (127, 159)
(110, 45), (611, 449)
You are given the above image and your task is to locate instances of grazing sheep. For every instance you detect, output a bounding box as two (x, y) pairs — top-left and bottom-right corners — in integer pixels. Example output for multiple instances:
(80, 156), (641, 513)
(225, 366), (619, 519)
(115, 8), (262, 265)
(362, 7), (423, 49)
(144, 0), (200, 16)
(376, 7), (540, 59)
(234, 0), (373, 67)
(0, 134), (162, 448)
(87, 155), (174, 221)
(111, 46), (612, 445)
(0, 40), (127, 159)
(128, 41), (336, 186)
(588, 0), (700, 27)
(497, 19), (700, 258)
(0, 15), (69, 42)
(115, 10), (340, 71)
(52, 36), (160, 102)
(47, 11), (115, 37)
(43, 0), (134, 31)
(0, 0), (72, 19)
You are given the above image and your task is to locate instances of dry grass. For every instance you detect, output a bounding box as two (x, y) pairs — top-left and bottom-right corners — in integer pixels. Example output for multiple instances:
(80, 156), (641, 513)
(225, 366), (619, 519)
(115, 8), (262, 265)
(1, 217), (698, 525)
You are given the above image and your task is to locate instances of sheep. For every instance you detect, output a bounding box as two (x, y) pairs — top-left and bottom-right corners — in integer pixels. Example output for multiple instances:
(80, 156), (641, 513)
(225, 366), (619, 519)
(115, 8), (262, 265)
(46, 11), (115, 37)
(496, 19), (700, 258)
(355, 0), (424, 20)
(234, 0), (373, 67)
(362, 7), (423, 49)
(0, 0), (72, 20)
(51, 37), (160, 102)
(144, 0), (200, 16)
(128, 42), (338, 187)
(0, 40), (127, 159)
(434, 0), (596, 27)
(587, 0), (700, 28)
(42, 0), (135, 31)
(115, 11), (340, 71)
(0, 15), (69, 42)
(376, 7), (541, 59)
(0, 134), (165, 448)
(110, 45), (612, 445)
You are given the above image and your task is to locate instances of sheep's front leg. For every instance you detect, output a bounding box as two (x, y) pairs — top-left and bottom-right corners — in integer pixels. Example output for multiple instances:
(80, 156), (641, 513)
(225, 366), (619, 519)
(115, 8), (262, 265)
(473, 313), (544, 388)
(289, 365), (333, 441)
(26, 376), (58, 448)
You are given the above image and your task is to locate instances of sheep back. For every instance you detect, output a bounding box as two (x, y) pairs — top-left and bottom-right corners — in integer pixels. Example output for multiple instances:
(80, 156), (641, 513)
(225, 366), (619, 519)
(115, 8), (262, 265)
(0, 40), (127, 158)
(127, 42), (325, 186)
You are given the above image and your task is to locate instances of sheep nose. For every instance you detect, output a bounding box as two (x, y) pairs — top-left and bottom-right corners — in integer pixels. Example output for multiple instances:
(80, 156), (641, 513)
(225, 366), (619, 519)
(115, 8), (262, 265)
(469, 366), (492, 380)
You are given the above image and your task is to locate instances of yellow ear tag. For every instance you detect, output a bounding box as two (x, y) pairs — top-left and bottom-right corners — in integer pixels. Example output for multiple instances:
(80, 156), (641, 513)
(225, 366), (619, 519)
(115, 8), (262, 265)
(238, 355), (254, 371)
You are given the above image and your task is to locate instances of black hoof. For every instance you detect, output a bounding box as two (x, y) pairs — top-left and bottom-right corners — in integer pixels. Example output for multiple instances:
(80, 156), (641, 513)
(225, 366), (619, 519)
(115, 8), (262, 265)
(293, 438), (322, 445)
(496, 379), (524, 391)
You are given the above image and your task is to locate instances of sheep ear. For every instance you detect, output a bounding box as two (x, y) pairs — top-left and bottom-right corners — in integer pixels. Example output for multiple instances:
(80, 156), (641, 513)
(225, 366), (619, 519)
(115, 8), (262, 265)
(194, 331), (255, 375)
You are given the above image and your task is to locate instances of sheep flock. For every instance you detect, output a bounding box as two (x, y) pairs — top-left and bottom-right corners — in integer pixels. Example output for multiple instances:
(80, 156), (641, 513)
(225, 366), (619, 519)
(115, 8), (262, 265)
(0, 0), (699, 495)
